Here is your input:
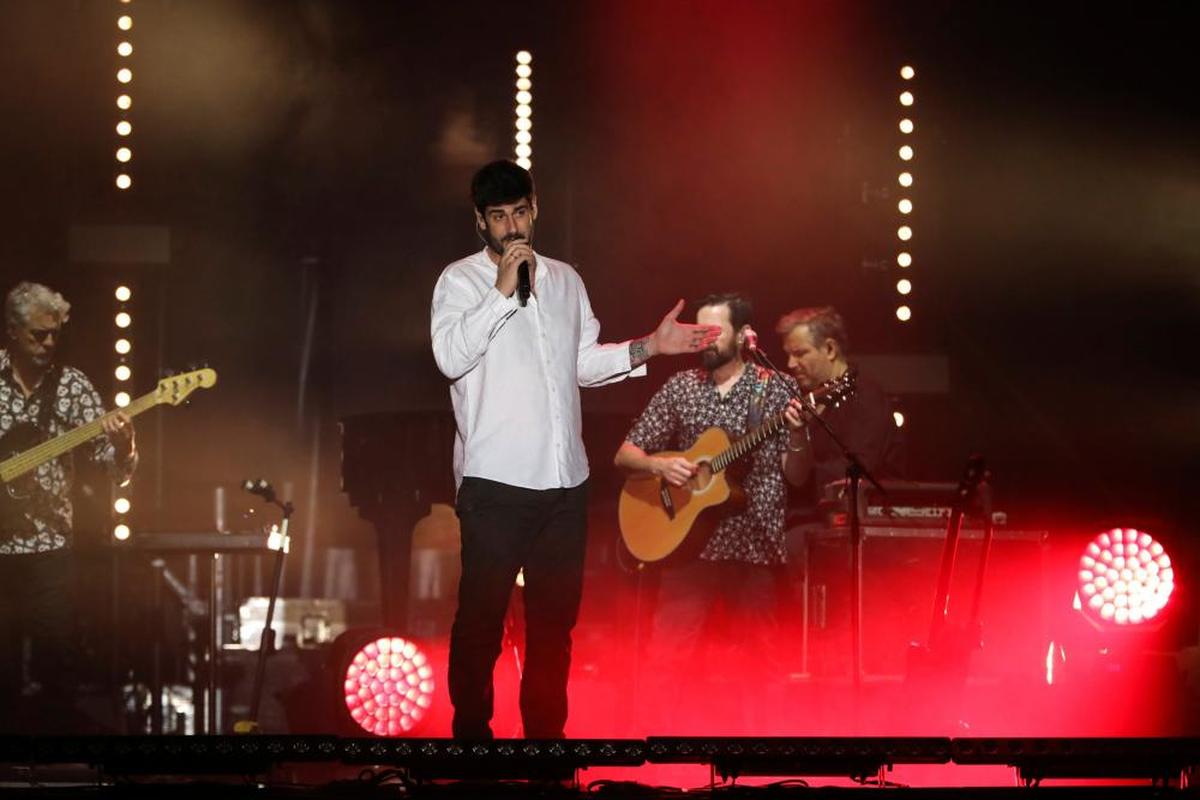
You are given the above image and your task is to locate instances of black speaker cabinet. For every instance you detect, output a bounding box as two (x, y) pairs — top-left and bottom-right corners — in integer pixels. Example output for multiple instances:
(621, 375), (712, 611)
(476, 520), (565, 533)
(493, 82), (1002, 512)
(802, 525), (1049, 681)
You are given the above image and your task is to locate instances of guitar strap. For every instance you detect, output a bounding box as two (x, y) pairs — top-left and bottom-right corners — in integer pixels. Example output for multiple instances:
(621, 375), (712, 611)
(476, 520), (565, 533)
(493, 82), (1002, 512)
(34, 364), (73, 475)
(748, 366), (770, 430)
(34, 364), (64, 436)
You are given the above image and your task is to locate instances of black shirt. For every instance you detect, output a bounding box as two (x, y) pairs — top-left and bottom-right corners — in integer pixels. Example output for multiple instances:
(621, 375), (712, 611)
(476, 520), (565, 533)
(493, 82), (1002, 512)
(793, 371), (904, 516)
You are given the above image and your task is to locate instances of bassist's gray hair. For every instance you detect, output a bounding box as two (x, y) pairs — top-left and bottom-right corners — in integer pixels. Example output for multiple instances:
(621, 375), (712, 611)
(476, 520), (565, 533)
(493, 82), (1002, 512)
(5, 281), (71, 330)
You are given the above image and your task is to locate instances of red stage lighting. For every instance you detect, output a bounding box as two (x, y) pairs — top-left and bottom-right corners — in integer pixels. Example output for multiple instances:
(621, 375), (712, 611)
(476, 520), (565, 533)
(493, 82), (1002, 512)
(1076, 528), (1174, 628)
(342, 635), (435, 736)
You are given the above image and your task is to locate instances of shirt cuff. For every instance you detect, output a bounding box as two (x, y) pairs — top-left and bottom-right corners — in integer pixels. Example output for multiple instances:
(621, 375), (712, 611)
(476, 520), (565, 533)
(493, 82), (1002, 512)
(486, 286), (520, 317)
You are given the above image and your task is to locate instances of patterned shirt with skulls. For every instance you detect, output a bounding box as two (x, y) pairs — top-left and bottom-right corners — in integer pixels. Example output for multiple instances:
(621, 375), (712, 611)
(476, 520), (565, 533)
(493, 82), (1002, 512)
(624, 363), (796, 565)
(0, 350), (135, 554)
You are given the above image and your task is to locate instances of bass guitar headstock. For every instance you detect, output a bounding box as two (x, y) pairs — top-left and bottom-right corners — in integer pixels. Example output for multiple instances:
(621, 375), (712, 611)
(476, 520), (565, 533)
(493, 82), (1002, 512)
(155, 368), (218, 406)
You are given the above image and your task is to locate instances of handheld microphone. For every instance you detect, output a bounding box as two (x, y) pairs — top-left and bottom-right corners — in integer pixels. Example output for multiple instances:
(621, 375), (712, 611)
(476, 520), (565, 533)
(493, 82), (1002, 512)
(743, 327), (760, 353)
(517, 260), (531, 307)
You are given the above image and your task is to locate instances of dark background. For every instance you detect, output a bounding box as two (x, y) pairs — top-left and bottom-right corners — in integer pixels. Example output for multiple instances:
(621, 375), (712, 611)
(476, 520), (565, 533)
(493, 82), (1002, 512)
(1, 0), (1196, 603)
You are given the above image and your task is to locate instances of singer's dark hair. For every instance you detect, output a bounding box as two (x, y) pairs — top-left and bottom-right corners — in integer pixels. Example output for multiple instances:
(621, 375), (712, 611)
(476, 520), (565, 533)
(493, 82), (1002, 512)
(471, 160), (535, 213)
(696, 292), (753, 332)
(775, 306), (849, 354)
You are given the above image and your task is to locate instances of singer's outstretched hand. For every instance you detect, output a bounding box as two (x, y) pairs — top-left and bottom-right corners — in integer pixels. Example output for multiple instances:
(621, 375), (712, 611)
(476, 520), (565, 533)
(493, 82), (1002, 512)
(647, 299), (721, 356)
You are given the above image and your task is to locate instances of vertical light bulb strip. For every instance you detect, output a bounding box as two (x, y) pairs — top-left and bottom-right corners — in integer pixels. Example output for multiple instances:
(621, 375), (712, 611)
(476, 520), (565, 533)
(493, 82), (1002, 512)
(112, 285), (133, 540)
(115, 3), (134, 190)
(896, 64), (916, 323)
(515, 51), (533, 170)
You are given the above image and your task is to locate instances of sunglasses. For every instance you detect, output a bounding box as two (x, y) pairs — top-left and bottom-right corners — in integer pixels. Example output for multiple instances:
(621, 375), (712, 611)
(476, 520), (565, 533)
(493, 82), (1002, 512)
(27, 326), (63, 343)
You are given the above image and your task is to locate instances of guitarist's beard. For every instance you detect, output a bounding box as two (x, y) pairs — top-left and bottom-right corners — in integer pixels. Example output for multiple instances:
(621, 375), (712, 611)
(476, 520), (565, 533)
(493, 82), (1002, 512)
(701, 341), (737, 371)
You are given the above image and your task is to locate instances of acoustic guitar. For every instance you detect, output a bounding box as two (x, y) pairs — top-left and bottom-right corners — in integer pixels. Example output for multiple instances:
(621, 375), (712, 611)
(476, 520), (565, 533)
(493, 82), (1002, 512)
(618, 370), (855, 563)
(0, 368), (217, 531)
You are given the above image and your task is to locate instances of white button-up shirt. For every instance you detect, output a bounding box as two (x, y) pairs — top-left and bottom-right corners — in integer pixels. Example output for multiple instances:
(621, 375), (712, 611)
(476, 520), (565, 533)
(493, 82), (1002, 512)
(431, 248), (645, 490)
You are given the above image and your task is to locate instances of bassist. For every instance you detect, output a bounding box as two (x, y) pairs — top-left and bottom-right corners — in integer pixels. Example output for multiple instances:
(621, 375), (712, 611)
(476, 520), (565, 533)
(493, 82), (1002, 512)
(0, 281), (136, 732)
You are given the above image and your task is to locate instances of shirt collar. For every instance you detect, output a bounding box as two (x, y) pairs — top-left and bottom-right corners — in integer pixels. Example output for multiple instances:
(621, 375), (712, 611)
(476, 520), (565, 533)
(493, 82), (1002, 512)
(0, 349), (15, 387)
(703, 362), (760, 396)
(0, 350), (59, 397)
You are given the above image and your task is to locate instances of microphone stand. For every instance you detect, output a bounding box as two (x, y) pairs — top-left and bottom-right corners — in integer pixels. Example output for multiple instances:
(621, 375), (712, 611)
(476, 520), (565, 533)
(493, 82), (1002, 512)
(746, 347), (887, 712)
(234, 480), (295, 734)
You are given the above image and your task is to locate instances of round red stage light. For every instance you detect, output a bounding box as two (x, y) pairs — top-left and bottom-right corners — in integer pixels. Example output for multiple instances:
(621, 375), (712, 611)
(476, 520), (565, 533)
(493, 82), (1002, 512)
(342, 635), (435, 736)
(1077, 528), (1174, 627)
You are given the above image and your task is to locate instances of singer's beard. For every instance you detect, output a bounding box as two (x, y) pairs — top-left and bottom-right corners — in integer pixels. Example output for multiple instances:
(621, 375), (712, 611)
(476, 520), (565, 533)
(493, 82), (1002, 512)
(480, 226), (534, 258)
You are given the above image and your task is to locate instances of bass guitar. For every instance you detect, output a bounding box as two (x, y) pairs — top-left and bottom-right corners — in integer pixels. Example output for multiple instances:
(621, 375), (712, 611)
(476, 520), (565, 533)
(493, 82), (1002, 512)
(1, 368), (217, 531)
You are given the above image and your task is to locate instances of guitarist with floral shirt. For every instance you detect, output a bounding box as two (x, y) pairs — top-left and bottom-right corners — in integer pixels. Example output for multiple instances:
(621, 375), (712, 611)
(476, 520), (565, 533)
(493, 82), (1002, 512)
(0, 281), (136, 731)
(614, 292), (812, 727)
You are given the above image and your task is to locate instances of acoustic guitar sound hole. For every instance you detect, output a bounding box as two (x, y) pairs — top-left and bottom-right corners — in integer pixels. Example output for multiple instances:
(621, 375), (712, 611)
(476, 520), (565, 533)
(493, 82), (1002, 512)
(690, 461), (714, 492)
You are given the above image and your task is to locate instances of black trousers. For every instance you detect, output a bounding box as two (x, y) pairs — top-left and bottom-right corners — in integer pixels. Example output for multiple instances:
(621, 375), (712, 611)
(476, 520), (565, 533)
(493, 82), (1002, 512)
(646, 558), (781, 673)
(449, 477), (589, 739)
(636, 558), (783, 732)
(0, 549), (76, 733)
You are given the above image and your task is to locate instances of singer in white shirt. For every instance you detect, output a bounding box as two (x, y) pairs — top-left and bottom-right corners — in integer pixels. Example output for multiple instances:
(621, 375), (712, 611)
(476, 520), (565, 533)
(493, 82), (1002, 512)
(430, 160), (718, 739)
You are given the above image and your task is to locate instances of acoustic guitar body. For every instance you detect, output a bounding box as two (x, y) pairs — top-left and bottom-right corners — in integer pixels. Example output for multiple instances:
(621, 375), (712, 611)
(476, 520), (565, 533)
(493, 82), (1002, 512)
(618, 426), (739, 563)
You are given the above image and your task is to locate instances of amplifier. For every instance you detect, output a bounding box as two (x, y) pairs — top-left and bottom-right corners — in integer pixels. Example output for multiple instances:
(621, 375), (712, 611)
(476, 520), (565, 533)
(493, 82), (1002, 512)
(819, 479), (1005, 528)
(800, 525), (1049, 680)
